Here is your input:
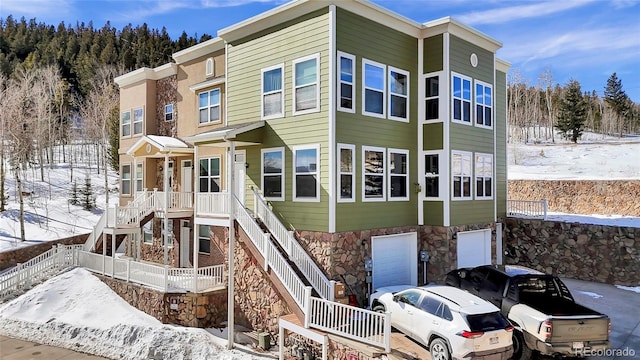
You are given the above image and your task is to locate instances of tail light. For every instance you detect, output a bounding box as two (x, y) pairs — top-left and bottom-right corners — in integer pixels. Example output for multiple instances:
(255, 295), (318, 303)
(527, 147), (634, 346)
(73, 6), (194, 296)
(541, 321), (553, 341)
(505, 325), (514, 332)
(457, 330), (484, 339)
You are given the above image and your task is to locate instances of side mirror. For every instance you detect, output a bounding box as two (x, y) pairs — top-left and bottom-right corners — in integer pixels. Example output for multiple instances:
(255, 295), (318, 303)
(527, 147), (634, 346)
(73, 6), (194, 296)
(393, 295), (399, 302)
(459, 270), (467, 279)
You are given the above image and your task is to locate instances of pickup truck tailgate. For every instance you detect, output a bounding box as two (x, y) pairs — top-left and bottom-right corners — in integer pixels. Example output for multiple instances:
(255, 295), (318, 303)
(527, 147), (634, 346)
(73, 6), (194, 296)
(550, 317), (609, 342)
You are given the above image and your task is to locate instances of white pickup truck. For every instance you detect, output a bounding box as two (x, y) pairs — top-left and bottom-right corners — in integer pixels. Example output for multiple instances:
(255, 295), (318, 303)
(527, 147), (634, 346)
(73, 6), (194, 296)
(446, 265), (610, 360)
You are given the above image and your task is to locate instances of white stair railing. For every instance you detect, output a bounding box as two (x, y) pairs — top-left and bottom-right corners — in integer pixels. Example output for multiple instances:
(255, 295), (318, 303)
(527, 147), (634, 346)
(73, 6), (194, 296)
(253, 189), (335, 300)
(507, 199), (548, 219)
(234, 196), (311, 310)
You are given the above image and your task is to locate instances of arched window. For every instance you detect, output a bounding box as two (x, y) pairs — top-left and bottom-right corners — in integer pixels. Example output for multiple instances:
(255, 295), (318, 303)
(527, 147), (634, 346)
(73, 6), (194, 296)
(205, 58), (214, 76)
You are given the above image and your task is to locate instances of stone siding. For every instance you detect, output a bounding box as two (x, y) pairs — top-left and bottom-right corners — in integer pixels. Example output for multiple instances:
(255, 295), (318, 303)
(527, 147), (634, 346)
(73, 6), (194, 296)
(503, 217), (639, 285)
(0, 234), (88, 271)
(508, 180), (640, 216)
(156, 75), (177, 137)
(98, 275), (227, 327)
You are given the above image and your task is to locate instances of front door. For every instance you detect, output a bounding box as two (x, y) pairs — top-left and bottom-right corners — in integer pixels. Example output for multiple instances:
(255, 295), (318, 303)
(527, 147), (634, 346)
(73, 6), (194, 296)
(180, 220), (191, 267)
(234, 150), (246, 205)
(181, 160), (192, 193)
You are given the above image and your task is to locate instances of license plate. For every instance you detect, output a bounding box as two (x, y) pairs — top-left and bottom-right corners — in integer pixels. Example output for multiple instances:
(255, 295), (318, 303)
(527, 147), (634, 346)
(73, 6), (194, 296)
(490, 336), (499, 345)
(572, 342), (584, 349)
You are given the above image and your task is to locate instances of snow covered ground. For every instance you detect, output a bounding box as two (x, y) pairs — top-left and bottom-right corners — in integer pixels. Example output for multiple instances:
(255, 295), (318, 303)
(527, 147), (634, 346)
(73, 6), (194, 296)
(1, 135), (639, 359)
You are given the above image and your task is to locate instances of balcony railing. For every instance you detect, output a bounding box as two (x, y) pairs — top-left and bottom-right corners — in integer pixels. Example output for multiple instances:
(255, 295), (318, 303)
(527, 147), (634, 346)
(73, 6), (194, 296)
(196, 192), (230, 217)
(507, 199), (548, 219)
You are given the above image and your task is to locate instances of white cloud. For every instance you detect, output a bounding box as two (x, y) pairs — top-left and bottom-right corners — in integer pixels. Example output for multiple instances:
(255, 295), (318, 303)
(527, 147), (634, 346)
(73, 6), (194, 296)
(1, 0), (75, 19)
(456, 0), (596, 25)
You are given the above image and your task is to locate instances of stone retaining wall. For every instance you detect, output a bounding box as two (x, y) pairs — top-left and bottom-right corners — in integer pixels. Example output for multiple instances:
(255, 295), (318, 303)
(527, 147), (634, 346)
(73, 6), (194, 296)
(508, 180), (640, 216)
(98, 275), (227, 327)
(503, 217), (639, 285)
(0, 234), (88, 271)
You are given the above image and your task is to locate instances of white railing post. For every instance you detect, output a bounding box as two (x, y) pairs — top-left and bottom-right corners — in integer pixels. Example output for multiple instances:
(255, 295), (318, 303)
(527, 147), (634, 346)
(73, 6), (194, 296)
(164, 265), (169, 292)
(543, 199), (548, 220)
(193, 269), (198, 293)
(304, 287), (312, 328)
(263, 238), (270, 272)
(126, 259), (131, 282)
(329, 280), (336, 301)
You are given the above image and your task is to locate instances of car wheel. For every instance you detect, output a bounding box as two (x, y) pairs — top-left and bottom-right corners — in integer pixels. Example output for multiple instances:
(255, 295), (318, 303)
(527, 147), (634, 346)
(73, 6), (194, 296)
(373, 305), (385, 313)
(512, 331), (533, 360)
(430, 338), (450, 360)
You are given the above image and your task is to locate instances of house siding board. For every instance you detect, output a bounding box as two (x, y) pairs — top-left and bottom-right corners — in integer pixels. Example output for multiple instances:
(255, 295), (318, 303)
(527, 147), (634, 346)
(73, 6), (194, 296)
(423, 201), (444, 226)
(333, 8), (419, 232)
(423, 122), (444, 150)
(495, 70), (507, 217)
(450, 200), (494, 225)
(449, 35), (494, 84)
(423, 34), (443, 73)
(226, 10), (331, 232)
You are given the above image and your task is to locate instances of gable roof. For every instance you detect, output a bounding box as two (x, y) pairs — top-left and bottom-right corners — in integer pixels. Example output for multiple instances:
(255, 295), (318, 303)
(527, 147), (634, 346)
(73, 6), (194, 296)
(125, 135), (193, 157)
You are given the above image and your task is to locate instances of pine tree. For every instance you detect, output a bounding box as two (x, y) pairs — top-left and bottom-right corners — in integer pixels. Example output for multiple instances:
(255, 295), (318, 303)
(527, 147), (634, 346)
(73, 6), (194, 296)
(69, 180), (79, 205)
(604, 73), (631, 137)
(556, 79), (587, 143)
(80, 176), (96, 210)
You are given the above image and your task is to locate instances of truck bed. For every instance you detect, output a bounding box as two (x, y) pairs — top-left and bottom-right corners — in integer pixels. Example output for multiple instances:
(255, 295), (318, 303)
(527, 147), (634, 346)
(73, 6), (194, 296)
(520, 295), (602, 317)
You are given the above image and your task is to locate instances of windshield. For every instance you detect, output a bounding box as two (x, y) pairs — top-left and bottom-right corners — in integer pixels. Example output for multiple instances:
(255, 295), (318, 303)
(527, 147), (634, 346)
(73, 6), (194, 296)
(466, 312), (510, 332)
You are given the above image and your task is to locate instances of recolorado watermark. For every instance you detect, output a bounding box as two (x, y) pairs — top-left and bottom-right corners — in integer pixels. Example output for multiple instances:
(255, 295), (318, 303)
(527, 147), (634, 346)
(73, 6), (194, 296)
(574, 347), (636, 357)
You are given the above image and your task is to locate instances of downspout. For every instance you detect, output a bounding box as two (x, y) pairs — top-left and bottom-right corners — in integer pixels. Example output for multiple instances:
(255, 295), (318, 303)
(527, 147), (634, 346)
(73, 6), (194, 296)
(164, 154), (169, 265)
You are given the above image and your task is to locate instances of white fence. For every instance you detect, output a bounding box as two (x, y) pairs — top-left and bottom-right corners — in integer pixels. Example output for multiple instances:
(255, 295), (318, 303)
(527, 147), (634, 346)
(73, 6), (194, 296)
(507, 199), (548, 219)
(1, 245), (225, 302)
(196, 192), (230, 217)
(253, 189), (335, 301)
(307, 296), (391, 353)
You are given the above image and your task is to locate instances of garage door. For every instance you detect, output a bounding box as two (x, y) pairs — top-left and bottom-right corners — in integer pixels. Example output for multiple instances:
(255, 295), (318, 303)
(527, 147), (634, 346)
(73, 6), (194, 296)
(457, 229), (492, 268)
(372, 233), (417, 290)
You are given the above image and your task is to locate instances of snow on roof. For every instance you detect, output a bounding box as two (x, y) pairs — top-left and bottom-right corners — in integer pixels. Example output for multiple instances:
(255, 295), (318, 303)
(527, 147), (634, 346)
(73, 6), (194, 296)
(146, 135), (190, 149)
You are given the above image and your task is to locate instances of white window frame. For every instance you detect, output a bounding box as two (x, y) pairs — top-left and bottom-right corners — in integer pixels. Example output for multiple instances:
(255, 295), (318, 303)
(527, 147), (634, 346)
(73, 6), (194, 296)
(198, 157), (221, 193)
(388, 148), (409, 201)
(388, 66), (409, 122)
(121, 164), (132, 196)
(261, 147), (285, 201)
(451, 150), (473, 200)
(424, 150), (443, 200)
(205, 57), (214, 77)
(451, 73), (472, 125)
(198, 225), (211, 254)
(162, 220), (174, 247)
(143, 221), (153, 244)
(198, 88), (221, 124)
(337, 51), (355, 113)
(293, 144), (320, 202)
(337, 143), (355, 203)
(292, 53), (320, 115)
(164, 104), (174, 122)
(424, 72), (442, 123)
(133, 107), (144, 135)
(261, 63), (284, 120)
(475, 80), (493, 129)
(121, 111), (131, 137)
(475, 153), (493, 200)
(135, 163), (143, 192)
(362, 146), (386, 202)
(362, 58), (386, 119)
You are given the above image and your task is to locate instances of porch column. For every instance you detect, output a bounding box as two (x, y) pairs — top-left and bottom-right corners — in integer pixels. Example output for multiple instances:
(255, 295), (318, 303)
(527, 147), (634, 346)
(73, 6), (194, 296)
(111, 231), (116, 277)
(227, 140), (235, 350)
(193, 146), (199, 272)
(163, 154), (169, 265)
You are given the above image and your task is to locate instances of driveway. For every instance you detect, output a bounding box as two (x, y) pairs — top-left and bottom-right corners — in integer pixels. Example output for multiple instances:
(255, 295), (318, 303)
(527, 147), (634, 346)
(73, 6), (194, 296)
(558, 278), (640, 359)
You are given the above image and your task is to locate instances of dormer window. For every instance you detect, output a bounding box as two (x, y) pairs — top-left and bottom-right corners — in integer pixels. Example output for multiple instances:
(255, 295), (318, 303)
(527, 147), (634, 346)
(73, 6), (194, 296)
(205, 58), (214, 77)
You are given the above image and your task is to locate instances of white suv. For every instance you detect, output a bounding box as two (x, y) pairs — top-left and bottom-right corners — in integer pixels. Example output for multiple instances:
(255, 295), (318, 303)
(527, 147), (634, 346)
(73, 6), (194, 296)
(370, 285), (514, 360)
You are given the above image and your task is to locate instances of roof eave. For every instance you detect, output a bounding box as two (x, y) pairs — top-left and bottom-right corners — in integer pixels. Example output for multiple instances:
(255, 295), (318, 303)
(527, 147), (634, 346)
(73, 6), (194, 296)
(172, 37), (225, 64)
(422, 17), (502, 53)
(114, 63), (177, 88)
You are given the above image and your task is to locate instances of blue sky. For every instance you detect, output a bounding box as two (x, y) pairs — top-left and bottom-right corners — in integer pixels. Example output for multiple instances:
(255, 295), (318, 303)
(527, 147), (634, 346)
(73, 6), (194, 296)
(2, 0), (639, 102)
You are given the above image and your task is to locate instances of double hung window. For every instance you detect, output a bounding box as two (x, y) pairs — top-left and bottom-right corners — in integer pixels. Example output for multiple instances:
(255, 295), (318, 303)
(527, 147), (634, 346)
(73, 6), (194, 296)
(198, 89), (220, 124)
(424, 153), (441, 198)
(199, 157), (220, 192)
(337, 144), (355, 202)
(452, 74), (471, 123)
(452, 151), (472, 199)
(475, 82), (493, 127)
(135, 164), (143, 192)
(164, 104), (174, 122)
(293, 55), (319, 114)
(388, 149), (408, 200)
(293, 145), (319, 201)
(143, 221), (153, 244)
(363, 147), (385, 201)
(262, 148), (284, 201)
(198, 225), (210, 254)
(388, 67), (409, 121)
(425, 75), (439, 121)
(262, 65), (284, 119)
(121, 111), (131, 136)
(121, 165), (131, 195)
(475, 153), (493, 199)
(133, 107), (143, 134)
(337, 52), (355, 112)
(362, 60), (385, 117)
